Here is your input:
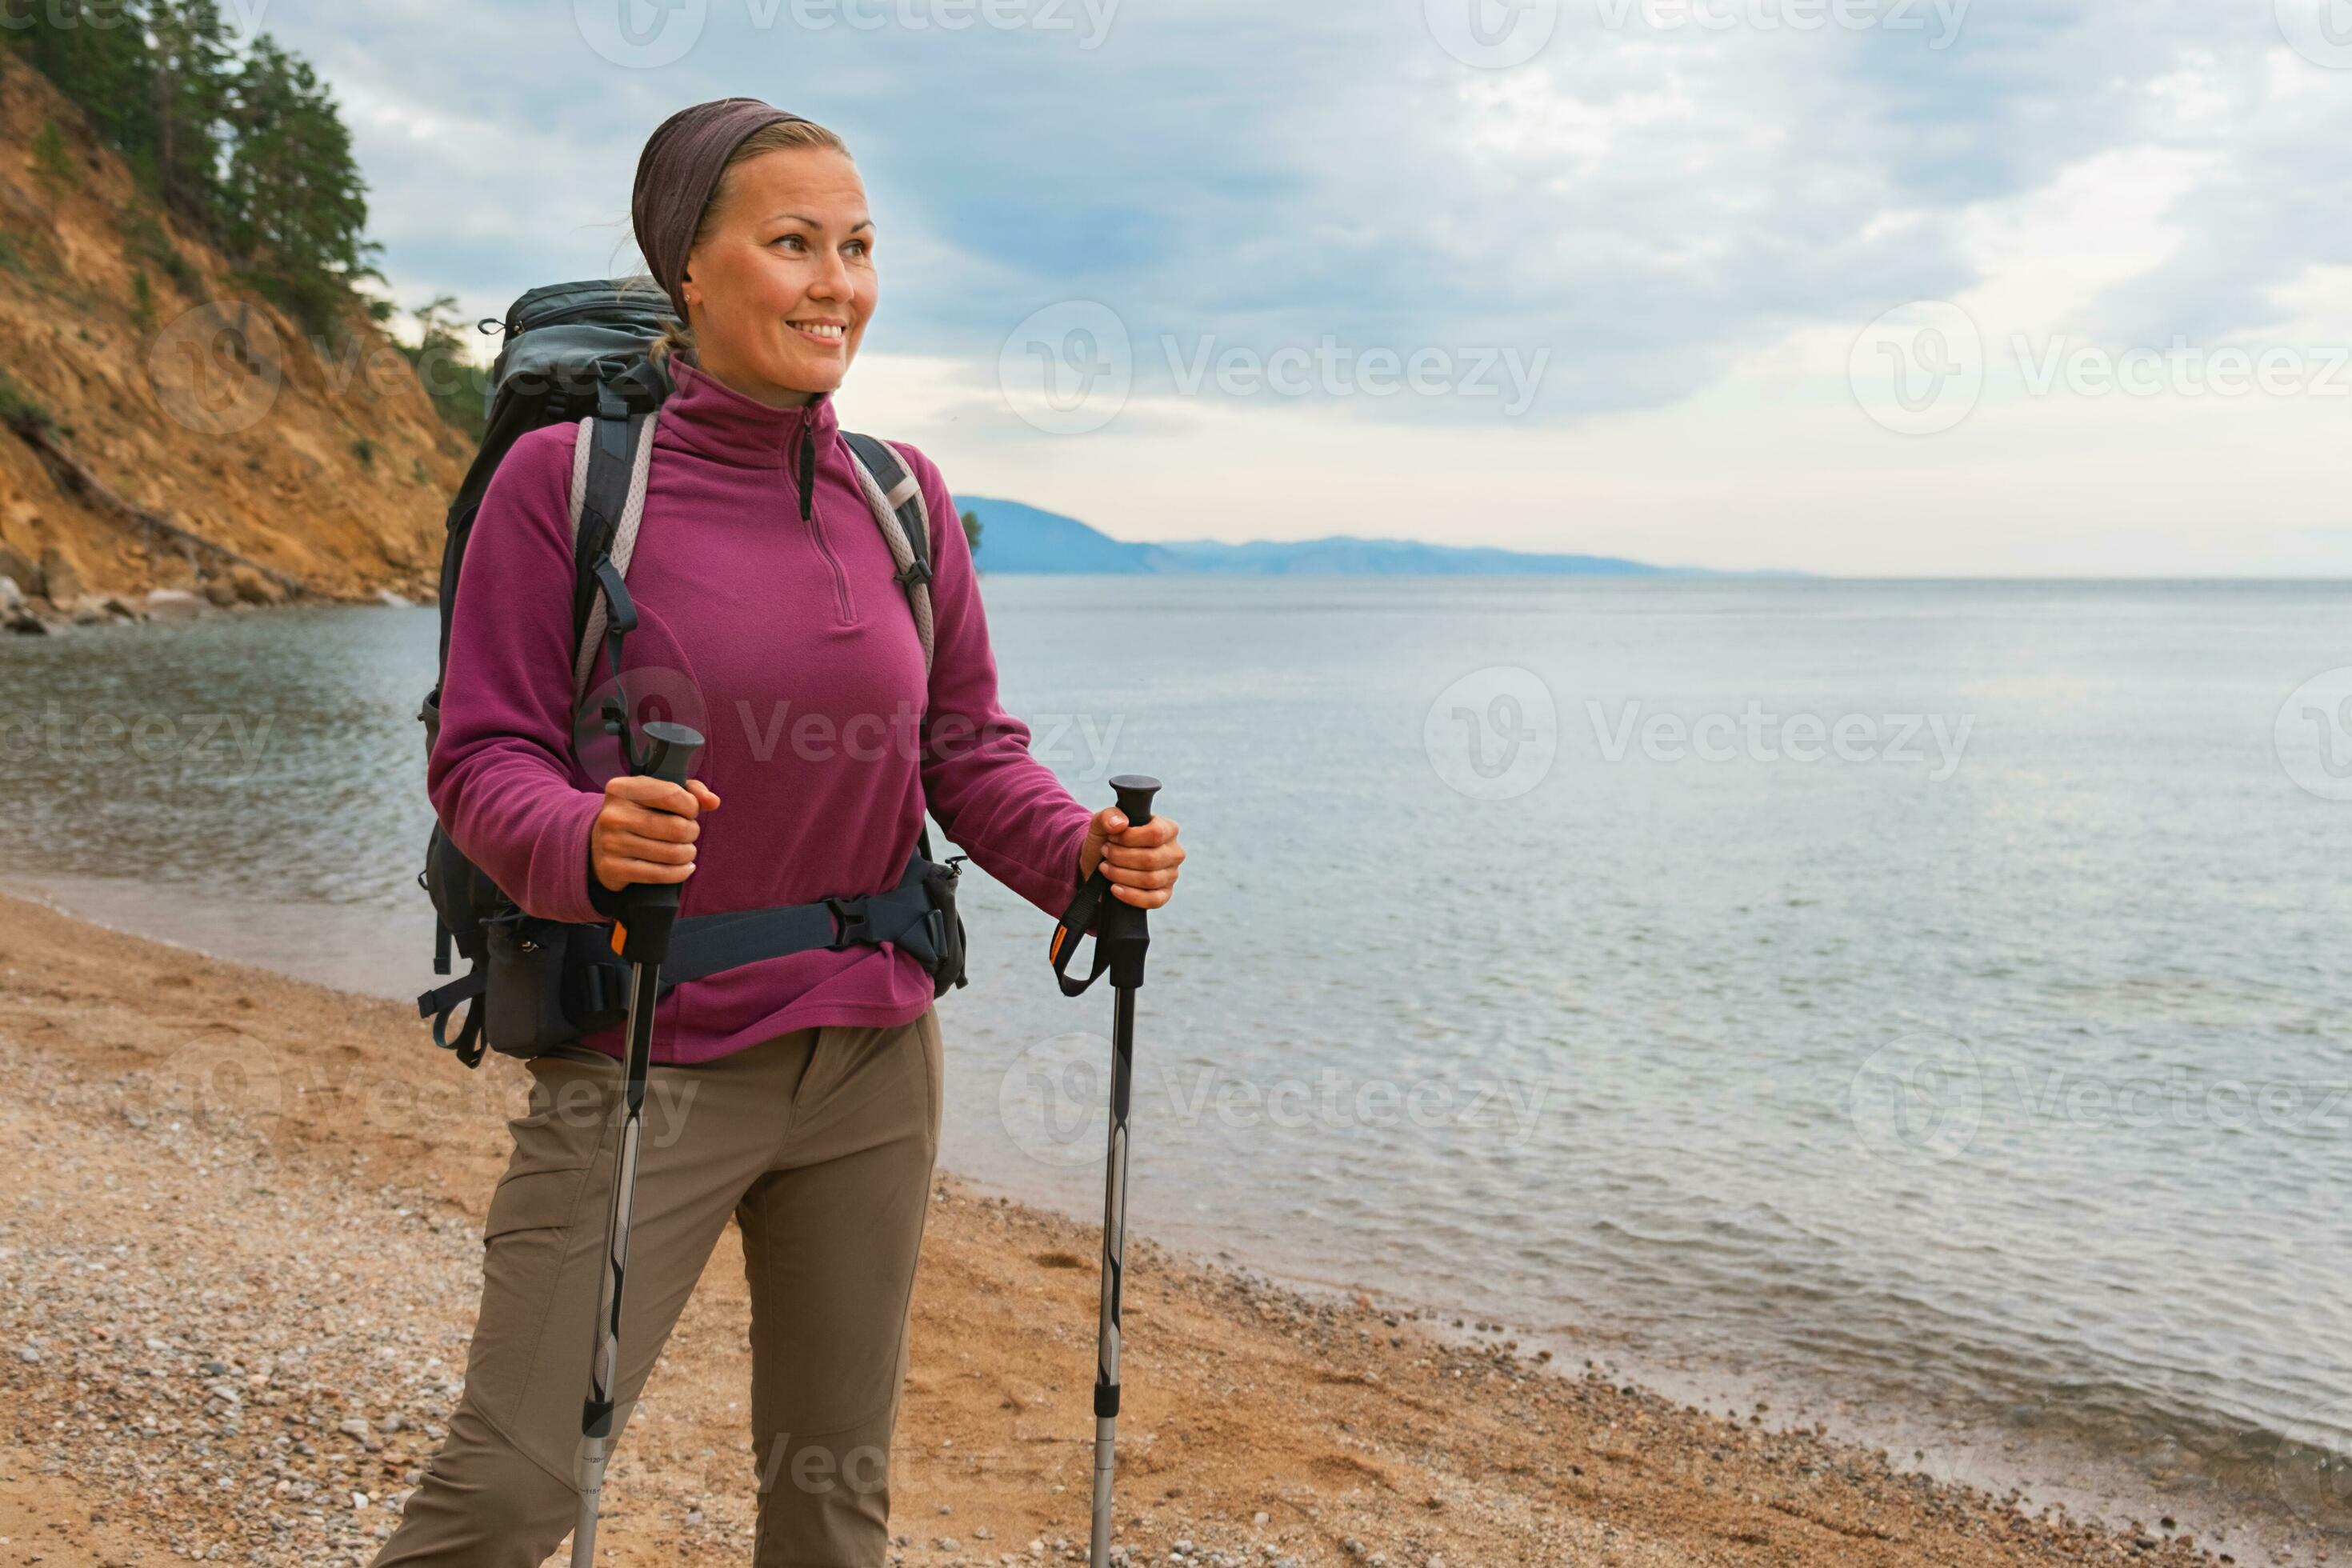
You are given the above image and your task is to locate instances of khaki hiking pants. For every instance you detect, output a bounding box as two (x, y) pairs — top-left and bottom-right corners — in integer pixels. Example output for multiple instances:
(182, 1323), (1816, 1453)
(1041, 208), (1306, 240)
(372, 1007), (944, 1568)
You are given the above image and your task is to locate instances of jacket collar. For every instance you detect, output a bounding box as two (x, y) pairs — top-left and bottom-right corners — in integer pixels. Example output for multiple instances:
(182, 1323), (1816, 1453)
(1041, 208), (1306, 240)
(658, 349), (840, 471)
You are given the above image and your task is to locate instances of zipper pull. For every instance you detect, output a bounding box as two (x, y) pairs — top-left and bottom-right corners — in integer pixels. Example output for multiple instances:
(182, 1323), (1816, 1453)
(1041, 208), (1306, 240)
(797, 422), (816, 522)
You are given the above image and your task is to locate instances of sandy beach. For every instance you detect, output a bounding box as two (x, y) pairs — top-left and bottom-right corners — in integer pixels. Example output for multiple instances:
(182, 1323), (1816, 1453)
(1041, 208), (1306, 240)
(0, 887), (2292, 1568)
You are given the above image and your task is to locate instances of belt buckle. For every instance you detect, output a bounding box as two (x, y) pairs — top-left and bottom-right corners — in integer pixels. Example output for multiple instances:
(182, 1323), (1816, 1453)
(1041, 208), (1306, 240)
(825, 897), (873, 950)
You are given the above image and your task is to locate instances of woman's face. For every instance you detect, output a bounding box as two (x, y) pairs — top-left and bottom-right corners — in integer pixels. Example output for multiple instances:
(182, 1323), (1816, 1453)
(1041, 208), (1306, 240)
(681, 146), (875, 406)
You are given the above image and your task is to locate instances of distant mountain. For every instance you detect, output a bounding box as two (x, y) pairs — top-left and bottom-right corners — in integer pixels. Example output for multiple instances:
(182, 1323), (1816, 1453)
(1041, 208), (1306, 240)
(949, 498), (1159, 573)
(1142, 538), (1673, 576)
(952, 496), (1683, 577)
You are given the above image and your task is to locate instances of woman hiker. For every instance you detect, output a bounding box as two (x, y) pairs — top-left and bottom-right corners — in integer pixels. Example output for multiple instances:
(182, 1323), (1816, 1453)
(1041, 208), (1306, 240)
(378, 98), (1185, 1566)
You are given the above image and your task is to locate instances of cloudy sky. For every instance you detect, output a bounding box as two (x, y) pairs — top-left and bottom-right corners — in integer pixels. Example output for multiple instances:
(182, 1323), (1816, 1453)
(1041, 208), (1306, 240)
(237, 0), (2352, 575)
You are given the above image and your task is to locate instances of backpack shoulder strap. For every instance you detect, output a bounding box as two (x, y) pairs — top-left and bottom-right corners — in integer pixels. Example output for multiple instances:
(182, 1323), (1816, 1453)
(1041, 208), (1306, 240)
(841, 431), (953, 865)
(840, 431), (937, 674)
(569, 404), (660, 704)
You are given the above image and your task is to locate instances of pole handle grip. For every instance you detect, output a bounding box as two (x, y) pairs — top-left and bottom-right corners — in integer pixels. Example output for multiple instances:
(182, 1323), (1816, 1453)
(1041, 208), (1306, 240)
(611, 720), (706, 962)
(1049, 774), (1162, 997)
(642, 719), (702, 788)
(1110, 773), (1158, 830)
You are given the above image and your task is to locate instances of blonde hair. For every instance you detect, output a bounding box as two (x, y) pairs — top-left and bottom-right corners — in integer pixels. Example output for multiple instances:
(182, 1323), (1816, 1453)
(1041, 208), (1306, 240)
(643, 117), (852, 365)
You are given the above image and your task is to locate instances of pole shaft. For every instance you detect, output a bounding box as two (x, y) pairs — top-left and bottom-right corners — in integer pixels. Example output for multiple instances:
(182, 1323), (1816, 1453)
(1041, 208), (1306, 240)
(574, 957), (662, 1562)
(1089, 984), (1137, 1568)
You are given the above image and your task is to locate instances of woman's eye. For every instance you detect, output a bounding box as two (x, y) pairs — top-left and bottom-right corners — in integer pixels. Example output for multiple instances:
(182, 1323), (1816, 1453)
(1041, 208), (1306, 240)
(773, 234), (806, 252)
(845, 239), (870, 260)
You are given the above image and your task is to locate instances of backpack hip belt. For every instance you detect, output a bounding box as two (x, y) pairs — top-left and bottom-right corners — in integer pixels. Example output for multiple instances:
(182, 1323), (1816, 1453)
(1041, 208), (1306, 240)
(418, 839), (968, 1062)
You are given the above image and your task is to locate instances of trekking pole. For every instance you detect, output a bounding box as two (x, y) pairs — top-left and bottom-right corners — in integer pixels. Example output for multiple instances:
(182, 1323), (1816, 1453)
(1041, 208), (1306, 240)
(1046, 774), (1162, 1568)
(573, 718), (704, 1568)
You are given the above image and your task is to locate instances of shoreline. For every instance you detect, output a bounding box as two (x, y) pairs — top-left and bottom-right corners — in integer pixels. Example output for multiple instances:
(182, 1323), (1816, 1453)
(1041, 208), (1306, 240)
(0, 886), (2326, 1566)
(0, 582), (422, 634)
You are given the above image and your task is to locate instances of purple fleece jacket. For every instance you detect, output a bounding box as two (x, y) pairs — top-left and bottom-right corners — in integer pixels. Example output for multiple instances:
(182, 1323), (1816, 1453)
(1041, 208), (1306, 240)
(427, 350), (1096, 1064)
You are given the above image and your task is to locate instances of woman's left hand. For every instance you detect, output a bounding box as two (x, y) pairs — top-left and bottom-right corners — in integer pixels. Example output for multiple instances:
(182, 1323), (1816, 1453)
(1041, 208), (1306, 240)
(1078, 806), (1185, 909)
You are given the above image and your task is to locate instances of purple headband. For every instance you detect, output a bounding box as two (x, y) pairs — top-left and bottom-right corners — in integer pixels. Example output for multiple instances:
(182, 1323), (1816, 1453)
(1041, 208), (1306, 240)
(632, 98), (807, 321)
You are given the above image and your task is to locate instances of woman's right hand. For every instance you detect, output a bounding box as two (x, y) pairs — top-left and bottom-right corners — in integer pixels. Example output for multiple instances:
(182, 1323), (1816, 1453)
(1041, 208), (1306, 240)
(590, 774), (722, 896)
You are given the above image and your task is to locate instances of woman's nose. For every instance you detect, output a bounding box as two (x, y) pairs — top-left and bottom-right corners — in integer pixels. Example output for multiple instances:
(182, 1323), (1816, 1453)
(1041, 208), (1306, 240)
(808, 250), (852, 301)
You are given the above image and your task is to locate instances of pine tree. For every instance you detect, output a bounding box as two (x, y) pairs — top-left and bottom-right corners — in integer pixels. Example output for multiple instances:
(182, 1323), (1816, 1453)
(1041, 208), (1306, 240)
(404, 294), (489, 432)
(221, 34), (380, 331)
(14, 2), (151, 155)
(146, 0), (234, 219)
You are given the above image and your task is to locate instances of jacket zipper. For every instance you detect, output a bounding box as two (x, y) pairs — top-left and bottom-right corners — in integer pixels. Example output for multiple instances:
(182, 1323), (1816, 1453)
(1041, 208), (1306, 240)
(796, 421), (854, 623)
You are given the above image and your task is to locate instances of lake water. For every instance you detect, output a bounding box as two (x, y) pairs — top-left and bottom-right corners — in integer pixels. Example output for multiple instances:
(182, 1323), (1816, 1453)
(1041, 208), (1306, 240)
(4, 578), (2348, 1544)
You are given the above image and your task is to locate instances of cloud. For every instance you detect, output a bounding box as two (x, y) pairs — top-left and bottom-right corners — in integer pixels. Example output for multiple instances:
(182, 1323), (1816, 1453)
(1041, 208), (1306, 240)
(260, 2), (2352, 410)
(231, 0), (2352, 570)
